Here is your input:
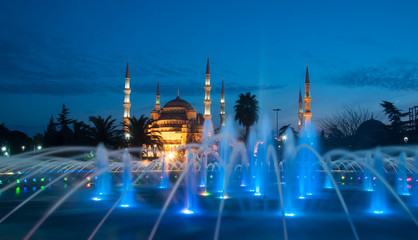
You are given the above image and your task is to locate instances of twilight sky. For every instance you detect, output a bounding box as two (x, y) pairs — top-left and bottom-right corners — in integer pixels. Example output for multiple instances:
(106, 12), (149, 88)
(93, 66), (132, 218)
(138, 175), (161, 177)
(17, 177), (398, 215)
(1, 0), (417, 136)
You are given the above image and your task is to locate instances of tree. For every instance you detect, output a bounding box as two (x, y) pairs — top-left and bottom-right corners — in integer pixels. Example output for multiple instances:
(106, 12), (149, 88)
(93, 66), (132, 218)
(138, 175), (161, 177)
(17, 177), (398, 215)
(88, 115), (123, 149)
(32, 133), (44, 147)
(319, 105), (377, 150)
(72, 120), (90, 145)
(0, 124), (32, 154)
(380, 101), (408, 144)
(127, 115), (163, 157)
(57, 104), (74, 127)
(56, 105), (74, 145)
(381, 101), (408, 129)
(319, 105), (376, 137)
(0, 123), (9, 145)
(44, 116), (58, 146)
(234, 92), (259, 138)
(8, 131), (32, 154)
(278, 124), (298, 138)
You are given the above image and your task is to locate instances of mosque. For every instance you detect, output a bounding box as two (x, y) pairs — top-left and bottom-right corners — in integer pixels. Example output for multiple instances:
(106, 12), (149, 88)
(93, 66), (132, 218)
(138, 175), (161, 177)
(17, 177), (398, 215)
(122, 56), (312, 151)
(122, 56), (226, 151)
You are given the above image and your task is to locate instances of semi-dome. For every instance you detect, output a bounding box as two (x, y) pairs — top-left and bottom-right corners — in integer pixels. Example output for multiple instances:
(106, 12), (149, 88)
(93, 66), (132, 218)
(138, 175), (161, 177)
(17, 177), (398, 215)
(163, 96), (194, 109)
(355, 119), (388, 149)
(357, 119), (386, 136)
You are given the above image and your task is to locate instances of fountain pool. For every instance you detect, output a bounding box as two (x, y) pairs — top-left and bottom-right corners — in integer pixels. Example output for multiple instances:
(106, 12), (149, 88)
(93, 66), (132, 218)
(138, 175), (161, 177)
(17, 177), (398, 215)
(0, 120), (417, 240)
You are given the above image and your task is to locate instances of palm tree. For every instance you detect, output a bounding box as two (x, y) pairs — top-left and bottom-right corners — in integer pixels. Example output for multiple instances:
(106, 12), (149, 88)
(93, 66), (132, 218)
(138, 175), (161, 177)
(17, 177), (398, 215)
(88, 115), (123, 149)
(234, 92), (259, 138)
(279, 124), (298, 138)
(127, 115), (163, 154)
(72, 120), (90, 145)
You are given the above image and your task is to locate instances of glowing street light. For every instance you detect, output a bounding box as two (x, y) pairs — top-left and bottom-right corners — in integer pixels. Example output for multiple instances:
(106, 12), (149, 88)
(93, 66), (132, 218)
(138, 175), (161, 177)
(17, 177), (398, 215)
(282, 135), (287, 142)
(166, 152), (175, 161)
(404, 136), (408, 144)
(1, 146), (6, 152)
(37, 145), (42, 150)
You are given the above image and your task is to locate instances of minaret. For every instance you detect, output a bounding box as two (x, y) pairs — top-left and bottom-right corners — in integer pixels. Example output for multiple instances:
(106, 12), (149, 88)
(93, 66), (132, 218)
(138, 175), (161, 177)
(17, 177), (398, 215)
(155, 79), (160, 110)
(298, 86), (304, 132)
(123, 59), (131, 132)
(303, 62), (312, 127)
(220, 77), (226, 127)
(150, 80), (160, 121)
(203, 55), (212, 119)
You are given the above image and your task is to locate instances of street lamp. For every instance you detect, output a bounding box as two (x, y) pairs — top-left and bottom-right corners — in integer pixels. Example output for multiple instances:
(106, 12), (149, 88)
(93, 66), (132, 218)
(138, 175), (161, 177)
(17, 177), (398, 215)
(404, 136), (408, 144)
(282, 135), (287, 143)
(272, 108), (281, 140)
(153, 144), (157, 158)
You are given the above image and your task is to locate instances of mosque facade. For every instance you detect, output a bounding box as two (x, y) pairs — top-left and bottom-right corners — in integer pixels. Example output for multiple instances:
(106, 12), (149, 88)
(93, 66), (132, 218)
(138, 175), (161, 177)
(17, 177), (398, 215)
(123, 56), (223, 151)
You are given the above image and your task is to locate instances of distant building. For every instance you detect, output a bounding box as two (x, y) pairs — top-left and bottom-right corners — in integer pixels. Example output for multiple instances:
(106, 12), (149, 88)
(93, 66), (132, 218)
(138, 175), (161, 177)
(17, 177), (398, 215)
(405, 105), (418, 144)
(407, 106), (418, 131)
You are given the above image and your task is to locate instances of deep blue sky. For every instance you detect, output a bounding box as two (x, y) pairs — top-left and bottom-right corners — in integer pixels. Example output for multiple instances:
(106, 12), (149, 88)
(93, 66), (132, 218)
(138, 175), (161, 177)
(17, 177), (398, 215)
(1, 0), (417, 136)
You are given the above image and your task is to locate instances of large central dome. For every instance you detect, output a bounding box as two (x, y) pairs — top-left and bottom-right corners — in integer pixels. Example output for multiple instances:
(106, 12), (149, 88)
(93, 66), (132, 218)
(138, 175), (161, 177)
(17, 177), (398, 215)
(163, 96), (193, 109)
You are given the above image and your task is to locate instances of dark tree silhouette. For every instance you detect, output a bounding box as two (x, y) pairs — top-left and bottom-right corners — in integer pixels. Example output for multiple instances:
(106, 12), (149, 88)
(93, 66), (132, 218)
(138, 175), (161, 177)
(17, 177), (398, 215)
(72, 120), (90, 145)
(278, 124), (298, 138)
(56, 105), (75, 145)
(381, 101), (408, 144)
(44, 116), (58, 146)
(32, 133), (44, 147)
(88, 115), (123, 149)
(0, 123), (32, 154)
(319, 105), (378, 150)
(319, 105), (376, 137)
(234, 92), (259, 138)
(381, 101), (408, 129)
(0, 123), (9, 145)
(127, 115), (163, 151)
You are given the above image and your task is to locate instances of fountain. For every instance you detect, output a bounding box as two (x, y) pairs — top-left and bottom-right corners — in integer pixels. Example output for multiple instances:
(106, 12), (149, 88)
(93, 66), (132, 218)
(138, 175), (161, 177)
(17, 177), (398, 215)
(0, 118), (417, 239)
(246, 127), (257, 191)
(120, 150), (134, 207)
(199, 118), (214, 190)
(159, 153), (169, 189)
(397, 152), (410, 196)
(363, 153), (374, 191)
(370, 149), (387, 214)
(93, 144), (111, 200)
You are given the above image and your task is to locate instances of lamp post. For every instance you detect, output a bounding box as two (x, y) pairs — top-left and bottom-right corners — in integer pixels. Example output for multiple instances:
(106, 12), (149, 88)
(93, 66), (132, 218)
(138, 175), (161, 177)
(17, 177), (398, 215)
(153, 144), (157, 158)
(272, 108), (281, 140)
